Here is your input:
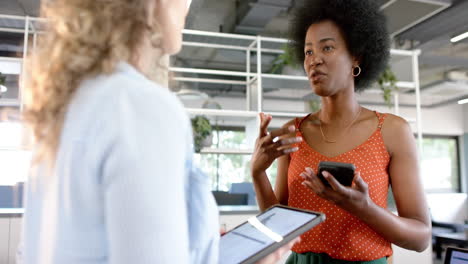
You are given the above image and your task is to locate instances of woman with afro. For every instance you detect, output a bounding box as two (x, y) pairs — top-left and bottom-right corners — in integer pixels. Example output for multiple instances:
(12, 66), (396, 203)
(250, 0), (431, 263)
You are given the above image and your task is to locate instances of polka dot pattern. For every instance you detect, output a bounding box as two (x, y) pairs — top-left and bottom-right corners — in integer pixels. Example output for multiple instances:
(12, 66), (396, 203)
(288, 112), (393, 261)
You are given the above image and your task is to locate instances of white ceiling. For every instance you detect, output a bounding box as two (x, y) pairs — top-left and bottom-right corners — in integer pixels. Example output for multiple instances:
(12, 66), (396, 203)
(1, 0), (468, 108)
(0, 0), (39, 16)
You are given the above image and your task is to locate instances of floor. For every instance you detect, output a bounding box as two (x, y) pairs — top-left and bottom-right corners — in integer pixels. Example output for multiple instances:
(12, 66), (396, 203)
(433, 253), (444, 264)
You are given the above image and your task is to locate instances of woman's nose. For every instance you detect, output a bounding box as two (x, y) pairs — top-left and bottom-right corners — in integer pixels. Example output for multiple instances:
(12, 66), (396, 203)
(308, 55), (323, 67)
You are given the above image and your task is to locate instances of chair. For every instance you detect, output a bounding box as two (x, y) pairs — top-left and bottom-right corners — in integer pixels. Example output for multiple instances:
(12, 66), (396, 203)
(229, 182), (257, 205)
(432, 220), (468, 259)
(212, 191), (248, 206)
(13, 181), (24, 207)
(0, 185), (14, 207)
(0, 182), (24, 208)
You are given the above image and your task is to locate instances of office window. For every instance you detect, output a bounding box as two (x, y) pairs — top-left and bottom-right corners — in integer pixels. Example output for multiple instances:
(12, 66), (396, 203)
(0, 149), (31, 185)
(194, 129), (278, 191)
(0, 111), (31, 186)
(421, 136), (460, 192)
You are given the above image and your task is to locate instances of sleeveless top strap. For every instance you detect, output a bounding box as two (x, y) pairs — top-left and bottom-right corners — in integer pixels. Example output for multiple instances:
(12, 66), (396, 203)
(374, 111), (387, 131)
(295, 113), (312, 130)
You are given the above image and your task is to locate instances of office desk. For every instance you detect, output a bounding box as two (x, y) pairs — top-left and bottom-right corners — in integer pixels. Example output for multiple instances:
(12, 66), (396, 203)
(434, 232), (468, 259)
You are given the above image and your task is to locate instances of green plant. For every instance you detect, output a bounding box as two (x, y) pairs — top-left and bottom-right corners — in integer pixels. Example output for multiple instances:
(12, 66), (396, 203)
(308, 99), (321, 113)
(270, 44), (299, 74)
(0, 72), (5, 86)
(191, 115), (212, 153)
(377, 67), (398, 107)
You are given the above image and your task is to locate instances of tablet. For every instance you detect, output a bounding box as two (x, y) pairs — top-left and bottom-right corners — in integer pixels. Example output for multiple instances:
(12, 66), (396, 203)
(219, 205), (325, 264)
(445, 247), (468, 264)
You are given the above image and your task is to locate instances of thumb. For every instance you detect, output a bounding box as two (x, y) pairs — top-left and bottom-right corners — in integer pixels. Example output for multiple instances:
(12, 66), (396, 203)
(353, 172), (368, 193)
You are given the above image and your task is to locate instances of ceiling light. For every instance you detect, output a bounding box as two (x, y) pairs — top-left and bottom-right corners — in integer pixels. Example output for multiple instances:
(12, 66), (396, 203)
(458, 98), (468, 105)
(450, 31), (468, 43)
(0, 85), (7, 93)
(176, 88), (209, 101)
(202, 99), (222, 110)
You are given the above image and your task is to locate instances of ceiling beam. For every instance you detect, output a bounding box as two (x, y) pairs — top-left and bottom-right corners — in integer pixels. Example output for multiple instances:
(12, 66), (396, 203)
(416, 36), (452, 52)
(18, 0), (40, 16)
(397, 0), (468, 45)
(419, 54), (468, 68)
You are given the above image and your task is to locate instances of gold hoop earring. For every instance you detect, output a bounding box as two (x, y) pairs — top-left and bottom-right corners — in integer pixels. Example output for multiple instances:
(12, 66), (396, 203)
(352, 66), (361, 77)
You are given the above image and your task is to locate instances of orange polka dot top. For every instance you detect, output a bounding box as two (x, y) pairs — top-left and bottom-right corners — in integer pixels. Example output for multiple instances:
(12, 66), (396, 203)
(288, 111), (392, 261)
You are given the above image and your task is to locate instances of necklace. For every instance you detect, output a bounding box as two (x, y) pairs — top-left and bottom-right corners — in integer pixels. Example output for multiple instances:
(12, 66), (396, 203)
(319, 106), (362, 143)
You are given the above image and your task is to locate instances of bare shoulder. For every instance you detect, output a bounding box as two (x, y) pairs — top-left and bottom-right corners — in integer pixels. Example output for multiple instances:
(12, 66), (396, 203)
(281, 118), (297, 129)
(382, 113), (411, 130)
(281, 112), (317, 130)
(381, 113), (415, 156)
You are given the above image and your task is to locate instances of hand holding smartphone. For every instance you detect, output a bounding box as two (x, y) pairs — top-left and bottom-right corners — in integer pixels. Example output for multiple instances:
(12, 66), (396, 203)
(317, 161), (355, 187)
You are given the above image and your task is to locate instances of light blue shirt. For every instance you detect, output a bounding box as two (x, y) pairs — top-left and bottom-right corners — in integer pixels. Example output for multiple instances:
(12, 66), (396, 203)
(18, 62), (219, 264)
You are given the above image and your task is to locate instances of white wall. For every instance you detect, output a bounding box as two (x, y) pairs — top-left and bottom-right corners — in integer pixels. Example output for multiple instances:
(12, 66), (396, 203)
(464, 104), (468, 133)
(0, 218), (8, 264)
(462, 104), (468, 194)
(390, 244), (433, 264)
(182, 95), (465, 136)
(365, 103), (465, 136)
(181, 96), (307, 114)
(426, 193), (468, 223)
(0, 216), (21, 264)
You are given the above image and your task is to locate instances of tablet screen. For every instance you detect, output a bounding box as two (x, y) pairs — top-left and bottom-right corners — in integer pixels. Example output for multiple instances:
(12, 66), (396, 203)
(446, 247), (468, 264)
(219, 206), (322, 264)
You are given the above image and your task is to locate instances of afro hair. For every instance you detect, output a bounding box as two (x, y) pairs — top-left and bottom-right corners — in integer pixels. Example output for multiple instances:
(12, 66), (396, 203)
(289, 0), (390, 91)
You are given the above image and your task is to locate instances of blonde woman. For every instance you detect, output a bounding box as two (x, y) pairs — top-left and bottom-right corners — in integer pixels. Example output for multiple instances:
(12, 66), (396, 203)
(18, 0), (296, 263)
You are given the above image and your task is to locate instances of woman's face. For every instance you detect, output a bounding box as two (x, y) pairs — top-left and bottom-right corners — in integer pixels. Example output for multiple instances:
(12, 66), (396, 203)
(155, 0), (192, 55)
(303, 20), (358, 97)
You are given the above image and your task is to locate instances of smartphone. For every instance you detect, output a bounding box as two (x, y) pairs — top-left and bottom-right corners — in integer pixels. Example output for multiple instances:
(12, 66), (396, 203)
(317, 161), (355, 187)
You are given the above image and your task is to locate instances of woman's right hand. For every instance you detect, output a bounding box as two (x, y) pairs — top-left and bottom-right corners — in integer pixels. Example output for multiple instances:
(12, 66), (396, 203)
(250, 113), (302, 176)
(256, 237), (300, 264)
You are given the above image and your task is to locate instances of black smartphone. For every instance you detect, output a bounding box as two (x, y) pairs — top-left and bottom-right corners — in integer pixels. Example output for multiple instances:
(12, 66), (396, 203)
(317, 161), (355, 187)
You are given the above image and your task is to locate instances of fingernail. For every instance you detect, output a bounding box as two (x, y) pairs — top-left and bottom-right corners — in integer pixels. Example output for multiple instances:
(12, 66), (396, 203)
(288, 125), (295, 132)
(305, 167), (313, 174)
(296, 137), (303, 142)
(322, 171), (328, 177)
(284, 147), (299, 153)
(300, 173), (306, 178)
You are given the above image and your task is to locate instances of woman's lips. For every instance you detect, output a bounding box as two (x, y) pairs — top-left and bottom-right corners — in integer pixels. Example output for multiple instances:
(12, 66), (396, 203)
(311, 73), (326, 83)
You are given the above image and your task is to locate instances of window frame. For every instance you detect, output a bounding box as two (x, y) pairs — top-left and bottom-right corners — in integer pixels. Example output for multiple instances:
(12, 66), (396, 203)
(418, 134), (461, 193)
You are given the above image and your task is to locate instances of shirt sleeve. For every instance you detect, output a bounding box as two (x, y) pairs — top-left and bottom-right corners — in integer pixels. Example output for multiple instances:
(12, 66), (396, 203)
(185, 127), (220, 264)
(101, 92), (190, 264)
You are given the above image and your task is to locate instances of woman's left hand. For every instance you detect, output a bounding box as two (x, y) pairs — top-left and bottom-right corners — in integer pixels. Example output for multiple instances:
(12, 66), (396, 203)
(300, 167), (371, 213)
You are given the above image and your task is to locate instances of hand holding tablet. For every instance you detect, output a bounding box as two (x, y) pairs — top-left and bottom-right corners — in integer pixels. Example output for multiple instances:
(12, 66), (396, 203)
(219, 205), (325, 264)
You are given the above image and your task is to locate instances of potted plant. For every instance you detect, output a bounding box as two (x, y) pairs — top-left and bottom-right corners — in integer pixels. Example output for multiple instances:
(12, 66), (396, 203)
(270, 44), (302, 75)
(377, 66), (398, 107)
(0, 72), (6, 96)
(191, 115), (213, 153)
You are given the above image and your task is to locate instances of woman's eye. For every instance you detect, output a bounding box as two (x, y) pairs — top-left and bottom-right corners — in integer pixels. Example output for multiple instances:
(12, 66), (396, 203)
(323, 46), (334, 52)
(305, 50), (313, 56)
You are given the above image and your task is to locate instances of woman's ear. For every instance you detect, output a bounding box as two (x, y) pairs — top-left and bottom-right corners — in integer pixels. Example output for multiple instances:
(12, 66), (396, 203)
(153, 0), (187, 55)
(352, 56), (362, 67)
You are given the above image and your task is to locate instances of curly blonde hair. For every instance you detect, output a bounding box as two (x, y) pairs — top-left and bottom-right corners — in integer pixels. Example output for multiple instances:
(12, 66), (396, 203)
(24, 0), (160, 166)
